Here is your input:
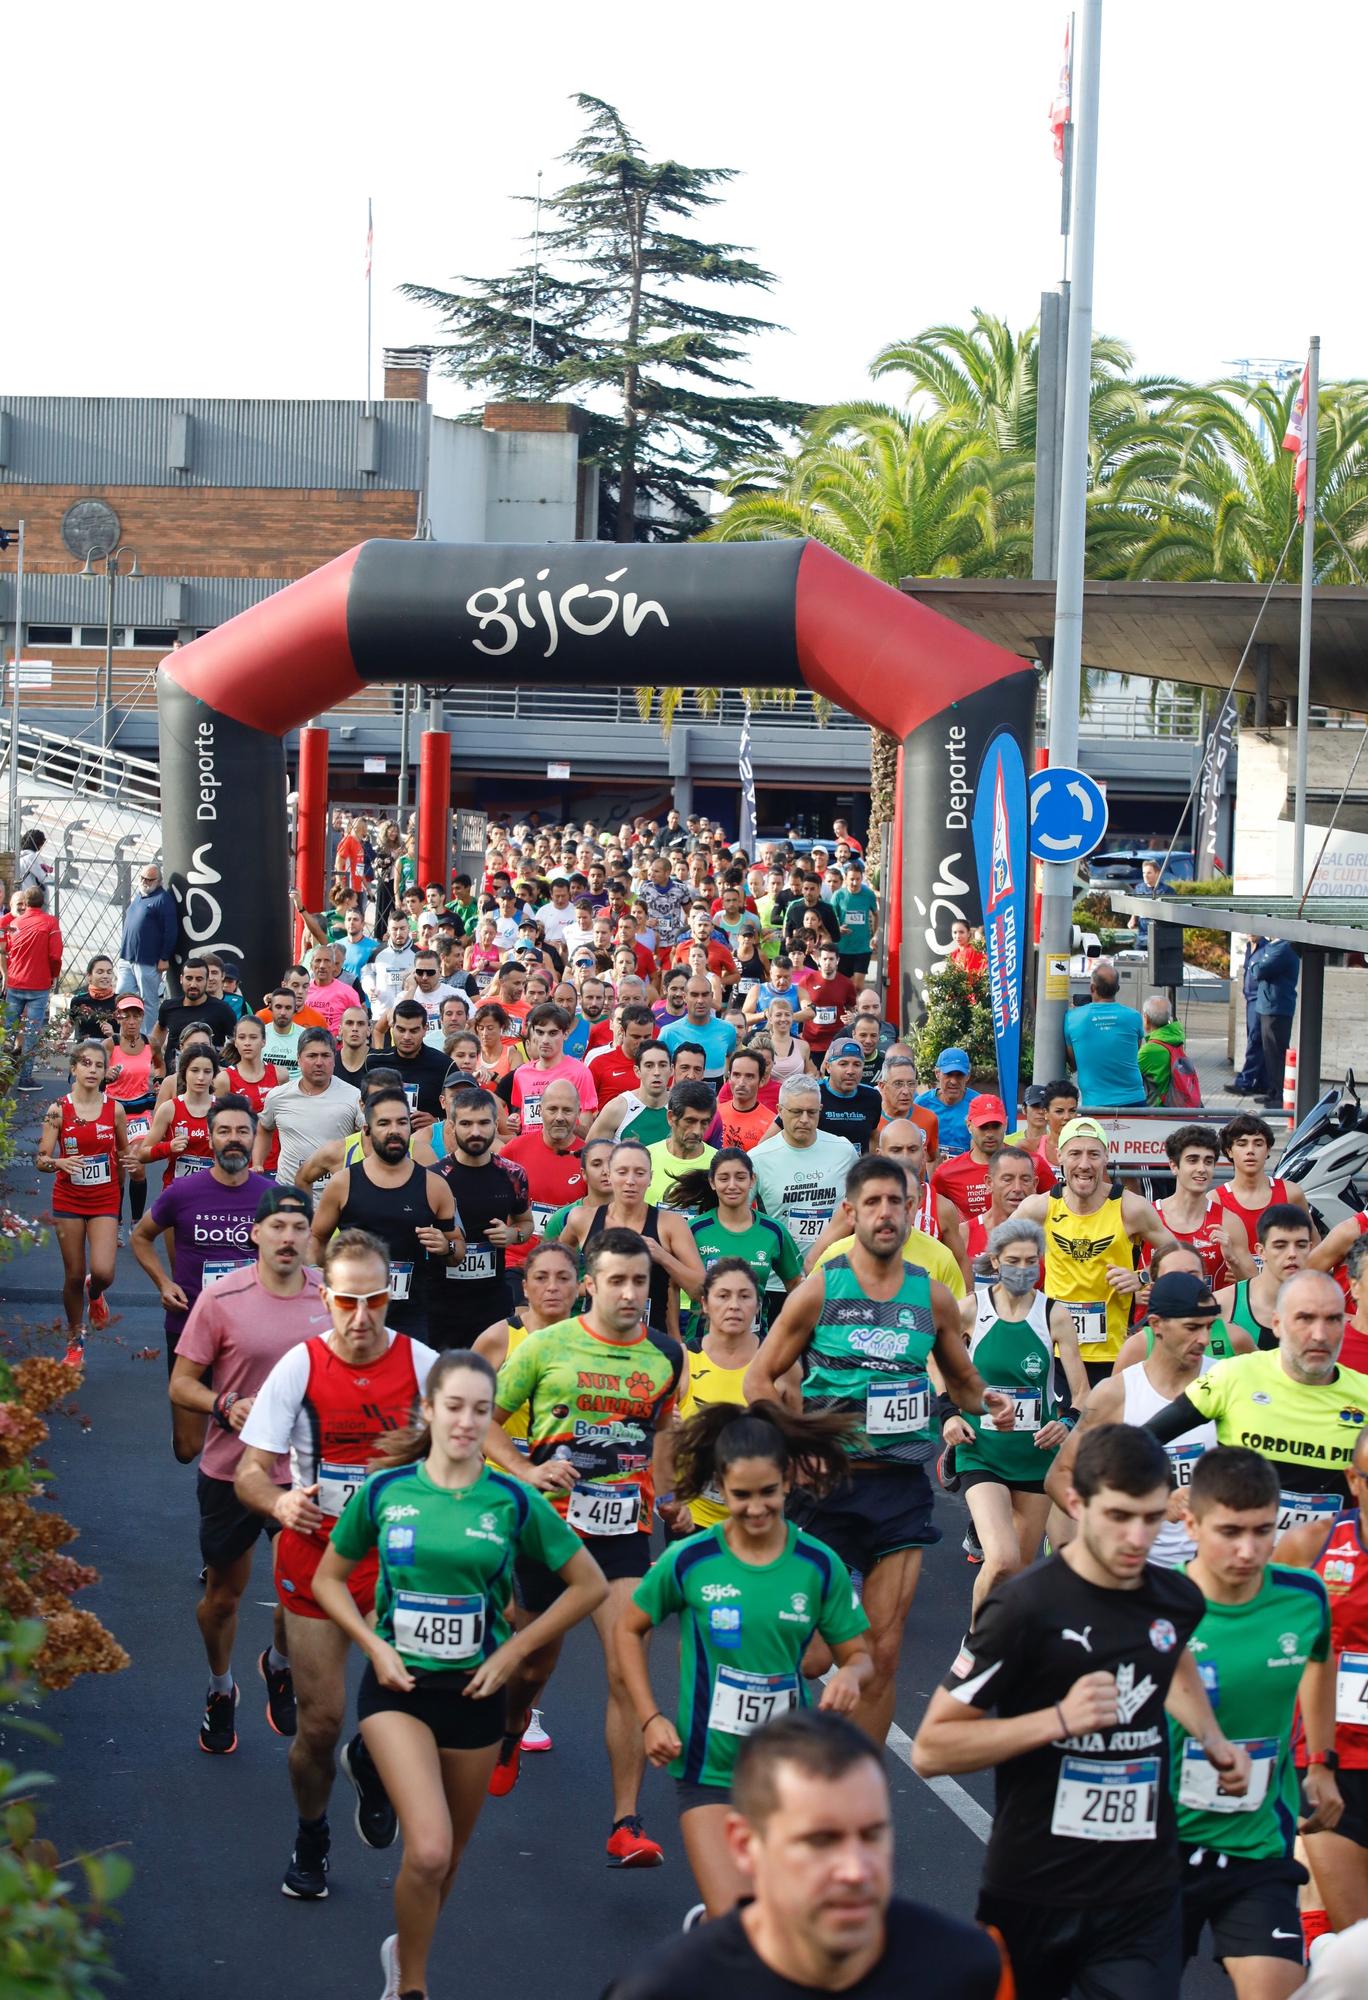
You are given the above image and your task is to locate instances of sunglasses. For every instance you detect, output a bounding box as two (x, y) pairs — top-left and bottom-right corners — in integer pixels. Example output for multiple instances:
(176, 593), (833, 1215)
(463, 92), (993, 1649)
(327, 1288), (391, 1310)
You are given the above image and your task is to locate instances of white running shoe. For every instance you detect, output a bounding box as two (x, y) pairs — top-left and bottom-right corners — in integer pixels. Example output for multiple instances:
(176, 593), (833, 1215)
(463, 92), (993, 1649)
(521, 1707), (552, 1752)
(379, 1933), (399, 2000)
(682, 1903), (706, 1931)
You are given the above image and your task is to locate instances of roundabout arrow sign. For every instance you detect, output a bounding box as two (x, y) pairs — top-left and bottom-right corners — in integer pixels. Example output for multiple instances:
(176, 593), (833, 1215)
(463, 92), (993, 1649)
(1028, 765), (1109, 863)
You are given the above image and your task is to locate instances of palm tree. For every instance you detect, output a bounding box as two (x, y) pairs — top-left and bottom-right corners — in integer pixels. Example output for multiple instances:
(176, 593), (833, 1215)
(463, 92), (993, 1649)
(1096, 376), (1368, 582)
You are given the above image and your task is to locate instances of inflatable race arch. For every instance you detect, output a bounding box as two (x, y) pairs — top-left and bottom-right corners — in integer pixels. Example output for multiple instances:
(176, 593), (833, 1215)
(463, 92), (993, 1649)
(157, 537), (1035, 1022)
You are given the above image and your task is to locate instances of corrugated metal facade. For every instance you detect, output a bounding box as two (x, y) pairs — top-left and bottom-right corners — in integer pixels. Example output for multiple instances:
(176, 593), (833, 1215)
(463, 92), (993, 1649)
(0, 573), (286, 626)
(0, 396), (428, 490)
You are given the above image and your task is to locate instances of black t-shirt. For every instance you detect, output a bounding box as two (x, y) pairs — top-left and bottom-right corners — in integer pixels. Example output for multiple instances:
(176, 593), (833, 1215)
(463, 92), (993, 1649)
(70, 989), (119, 1041)
(940, 1554), (1204, 1905)
(156, 996), (238, 1053)
(818, 1080), (882, 1152)
(783, 898), (842, 948)
(366, 1043), (449, 1117)
(434, 1154), (529, 1335)
(603, 1900), (1004, 2000)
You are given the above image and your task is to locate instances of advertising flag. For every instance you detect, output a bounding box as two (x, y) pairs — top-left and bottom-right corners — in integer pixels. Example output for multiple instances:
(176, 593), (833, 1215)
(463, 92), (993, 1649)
(1194, 695), (1236, 876)
(1050, 18), (1073, 167)
(1283, 360), (1310, 521)
(738, 705), (757, 853)
(971, 730), (1030, 1106)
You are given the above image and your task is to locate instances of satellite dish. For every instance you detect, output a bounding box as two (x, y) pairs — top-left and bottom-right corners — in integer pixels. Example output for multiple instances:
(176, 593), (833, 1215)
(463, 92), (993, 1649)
(61, 498), (121, 561)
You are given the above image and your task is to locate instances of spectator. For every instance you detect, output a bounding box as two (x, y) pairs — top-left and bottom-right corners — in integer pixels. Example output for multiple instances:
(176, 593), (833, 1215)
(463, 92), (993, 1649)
(117, 862), (179, 1012)
(1137, 992), (1188, 1104)
(1127, 856), (1163, 948)
(16, 829), (53, 898)
(948, 919), (987, 982)
(1062, 960), (1146, 1107)
(3, 887), (63, 1090)
(1251, 935), (1300, 1109)
(1231, 933), (1268, 1097)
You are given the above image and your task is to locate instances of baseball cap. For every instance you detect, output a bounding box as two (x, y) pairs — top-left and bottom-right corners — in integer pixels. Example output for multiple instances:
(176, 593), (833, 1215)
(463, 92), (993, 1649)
(1148, 1271), (1218, 1320)
(255, 1184), (314, 1224)
(968, 1093), (1008, 1126)
(828, 1039), (864, 1061)
(935, 1047), (971, 1075)
(1059, 1115), (1108, 1150)
(1023, 1083), (1050, 1110)
(442, 1066), (484, 1093)
(115, 994), (145, 1013)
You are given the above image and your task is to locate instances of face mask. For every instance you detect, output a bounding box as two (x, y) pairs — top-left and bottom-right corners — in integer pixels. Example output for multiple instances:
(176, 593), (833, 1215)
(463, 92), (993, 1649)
(996, 1262), (1037, 1296)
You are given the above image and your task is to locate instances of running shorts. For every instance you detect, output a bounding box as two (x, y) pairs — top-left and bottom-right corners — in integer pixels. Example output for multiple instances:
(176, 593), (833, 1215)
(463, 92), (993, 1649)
(960, 1467), (1048, 1498)
(273, 1526), (378, 1620)
(356, 1662), (505, 1750)
(976, 1885), (1182, 2000)
(1314, 1766), (1368, 1850)
(788, 1464), (940, 1575)
(676, 1777), (730, 1814)
(517, 1527), (652, 1613)
(1179, 1848), (1306, 1968)
(197, 1471), (280, 1571)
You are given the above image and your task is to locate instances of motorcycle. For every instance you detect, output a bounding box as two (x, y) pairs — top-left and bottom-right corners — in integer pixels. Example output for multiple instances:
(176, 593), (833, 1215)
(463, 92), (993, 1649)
(1278, 1068), (1368, 1235)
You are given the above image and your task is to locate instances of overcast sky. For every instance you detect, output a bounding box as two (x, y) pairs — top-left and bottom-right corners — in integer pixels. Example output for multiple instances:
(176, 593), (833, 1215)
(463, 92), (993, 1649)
(12, 0), (1364, 421)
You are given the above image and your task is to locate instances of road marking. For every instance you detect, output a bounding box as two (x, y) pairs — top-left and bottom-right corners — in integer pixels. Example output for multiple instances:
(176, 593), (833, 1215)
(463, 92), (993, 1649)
(885, 1715), (992, 1844)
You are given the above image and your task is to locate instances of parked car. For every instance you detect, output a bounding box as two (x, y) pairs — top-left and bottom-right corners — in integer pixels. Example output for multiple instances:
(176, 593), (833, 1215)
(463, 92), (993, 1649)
(1086, 848), (1196, 890)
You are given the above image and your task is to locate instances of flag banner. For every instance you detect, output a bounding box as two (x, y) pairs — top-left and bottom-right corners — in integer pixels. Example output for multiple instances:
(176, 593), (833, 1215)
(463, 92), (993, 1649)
(1283, 360), (1309, 520)
(738, 706), (757, 852)
(1050, 18), (1072, 166)
(971, 728), (1030, 1105)
(365, 198), (373, 280)
(1194, 695), (1236, 876)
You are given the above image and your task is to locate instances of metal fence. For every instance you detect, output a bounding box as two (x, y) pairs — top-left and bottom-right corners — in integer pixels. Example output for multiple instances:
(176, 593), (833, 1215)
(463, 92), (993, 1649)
(16, 791), (161, 984)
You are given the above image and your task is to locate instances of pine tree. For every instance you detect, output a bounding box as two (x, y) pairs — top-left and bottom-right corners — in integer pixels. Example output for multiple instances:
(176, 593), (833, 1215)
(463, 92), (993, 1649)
(401, 95), (808, 542)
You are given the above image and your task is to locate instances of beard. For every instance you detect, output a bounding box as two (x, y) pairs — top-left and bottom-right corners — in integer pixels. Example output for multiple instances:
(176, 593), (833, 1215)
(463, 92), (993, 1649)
(215, 1144), (250, 1171)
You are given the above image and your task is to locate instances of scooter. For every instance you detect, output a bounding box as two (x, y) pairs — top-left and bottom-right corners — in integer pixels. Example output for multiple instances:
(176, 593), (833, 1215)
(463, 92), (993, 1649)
(1278, 1069), (1368, 1234)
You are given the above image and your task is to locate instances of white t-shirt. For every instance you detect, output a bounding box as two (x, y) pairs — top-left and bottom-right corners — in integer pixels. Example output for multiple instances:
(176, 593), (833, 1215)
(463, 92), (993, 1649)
(240, 1329), (439, 1489)
(536, 900), (574, 945)
(363, 946), (415, 1014)
(749, 1131), (859, 1251)
(258, 1076), (363, 1186)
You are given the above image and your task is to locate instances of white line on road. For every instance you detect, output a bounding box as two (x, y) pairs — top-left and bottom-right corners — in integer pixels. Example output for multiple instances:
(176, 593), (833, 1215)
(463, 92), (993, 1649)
(886, 1716), (992, 1844)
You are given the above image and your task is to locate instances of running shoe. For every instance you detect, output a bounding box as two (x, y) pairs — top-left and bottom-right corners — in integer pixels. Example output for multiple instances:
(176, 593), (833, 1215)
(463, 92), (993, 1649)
(682, 1903), (706, 1931)
(87, 1283), (110, 1330)
(962, 1524), (984, 1566)
(281, 1820), (330, 1900)
(521, 1707), (552, 1752)
(198, 1683), (239, 1754)
(606, 1815), (664, 1868)
(487, 1732), (522, 1796)
(379, 1933), (400, 2000)
(258, 1647), (297, 1737)
(340, 1733), (397, 1849)
(935, 1445), (961, 1494)
(62, 1335), (85, 1372)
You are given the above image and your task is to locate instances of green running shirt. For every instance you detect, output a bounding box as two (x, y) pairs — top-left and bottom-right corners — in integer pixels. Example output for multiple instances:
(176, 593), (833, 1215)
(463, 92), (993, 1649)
(330, 1461), (579, 1674)
(632, 1523), (868, 1787)
(1170, 1562), (1330, 1859)
(801, 1257), (937, 1465)
(958, 1290), (1059, 1483)
(685, 1212), (804, 1336)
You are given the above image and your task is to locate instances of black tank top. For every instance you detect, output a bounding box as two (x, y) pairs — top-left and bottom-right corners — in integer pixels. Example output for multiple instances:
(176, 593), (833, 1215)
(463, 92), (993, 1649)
(585, 1203), (669, 1331)
(336, 1159), (438, 1339)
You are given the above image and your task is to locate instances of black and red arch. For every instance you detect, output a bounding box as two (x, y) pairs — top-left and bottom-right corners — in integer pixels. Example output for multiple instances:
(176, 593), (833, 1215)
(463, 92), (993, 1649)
(157, 537), (1034, 1013)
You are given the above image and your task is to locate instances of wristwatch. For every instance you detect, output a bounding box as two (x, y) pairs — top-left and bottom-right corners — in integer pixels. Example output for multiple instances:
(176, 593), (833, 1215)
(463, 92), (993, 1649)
(1306, 1749), (1340, 1771)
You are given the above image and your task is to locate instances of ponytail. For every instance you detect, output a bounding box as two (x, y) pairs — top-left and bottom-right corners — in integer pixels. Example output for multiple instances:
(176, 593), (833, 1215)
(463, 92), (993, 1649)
(369, 1349), (499, 1471)
(674, 1397), (855, 1504)
(661, 1166), (716, 1212)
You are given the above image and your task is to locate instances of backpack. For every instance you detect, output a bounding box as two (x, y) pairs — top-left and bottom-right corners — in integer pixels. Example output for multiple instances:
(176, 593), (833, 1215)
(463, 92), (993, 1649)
(1144, 1031), (1202, 1108)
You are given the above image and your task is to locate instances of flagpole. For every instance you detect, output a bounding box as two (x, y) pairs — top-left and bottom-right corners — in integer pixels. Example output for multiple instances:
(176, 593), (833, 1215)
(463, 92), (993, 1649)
(1291, 335), (1319, 896)
(1033, 0), (1102, 1085)
(366, 197), (374, 405)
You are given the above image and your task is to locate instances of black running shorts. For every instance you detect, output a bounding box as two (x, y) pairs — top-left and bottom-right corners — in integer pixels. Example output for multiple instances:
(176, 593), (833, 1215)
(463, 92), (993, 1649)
(976, 1885), (1182, 2000)
(517, 1528), (652, 1613)
(1179, 1848), (1306, 1968)
(197, 1471), (278, 1572)
(788, 1464), (940, 1575)
(356, 1663), (506, 1751)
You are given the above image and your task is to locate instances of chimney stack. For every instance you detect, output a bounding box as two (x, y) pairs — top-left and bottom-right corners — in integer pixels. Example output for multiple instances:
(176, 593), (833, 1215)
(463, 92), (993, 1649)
(382, 347), (433, 402)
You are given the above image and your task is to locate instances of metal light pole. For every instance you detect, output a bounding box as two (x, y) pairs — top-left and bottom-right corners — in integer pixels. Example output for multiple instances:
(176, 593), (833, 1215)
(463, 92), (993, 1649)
(1033, 0), (1102, 1083)
(2, 519), (25, 855)
(1291, 336), (1320, 896)
(81, 544), (142, 749)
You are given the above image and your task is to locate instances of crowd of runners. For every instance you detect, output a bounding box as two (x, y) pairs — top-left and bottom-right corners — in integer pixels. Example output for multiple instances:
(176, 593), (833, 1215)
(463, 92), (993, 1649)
(6, 801), (1368, 1998)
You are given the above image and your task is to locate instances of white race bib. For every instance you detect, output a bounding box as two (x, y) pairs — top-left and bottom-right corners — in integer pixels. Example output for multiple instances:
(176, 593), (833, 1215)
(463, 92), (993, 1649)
(125, 1113), (151, 1142)
(316, 1461), (369, 1518)
(68, 1155), (112, 1187)
(1051, 1755), (1158, 1841)
(1068, 1300), (1108, 1348)
(403, 1083), (419, 1109)
(529, 1203), (553, 1236)
(1167, 1442), (1205, 1489)
(447, 1244), (496, 1282)
(1177, 1737), (1276, 1814)
(814, 1007), (836, 1026)
(787, 1204), (829, 1244)
(707, 1668), (799, 1738)
(392, 1591), (485, 1664)
(865, 1374), (930, 1437)
(174, 1154), (211, 1179)
(1335, 1650), (1368, 1727)
(1277, 1492), (1339, 1534)
(389, 1261), (413, 1303)
(989, 1387), (1041, 1433)
(566, 1482), (641, 1536)
(201, 1259), (245, 1285)
(521, 1095), (544, 1130)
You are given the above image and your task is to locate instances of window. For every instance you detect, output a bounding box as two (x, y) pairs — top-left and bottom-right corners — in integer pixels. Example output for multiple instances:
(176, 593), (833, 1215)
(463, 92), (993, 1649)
(130, 627), (178, 650)
(80, 626), (110, 646)
(26, 624), (74, 646)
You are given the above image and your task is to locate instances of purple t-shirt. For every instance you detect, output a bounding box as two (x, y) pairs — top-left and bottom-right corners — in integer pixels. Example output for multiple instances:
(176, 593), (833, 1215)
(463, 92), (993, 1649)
(150, 1170), (275, 1333)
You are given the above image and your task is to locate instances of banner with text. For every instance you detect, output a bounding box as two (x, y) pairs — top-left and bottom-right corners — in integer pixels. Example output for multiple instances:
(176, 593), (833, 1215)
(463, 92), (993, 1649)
(971, 727), (1030, 1103)
(1194, 695), (1236, 876)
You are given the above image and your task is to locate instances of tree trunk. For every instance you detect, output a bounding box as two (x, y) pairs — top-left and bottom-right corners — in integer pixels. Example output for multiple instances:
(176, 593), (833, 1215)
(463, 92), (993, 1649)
(616, 184), (646, 543)
(868, 727), (899, 843)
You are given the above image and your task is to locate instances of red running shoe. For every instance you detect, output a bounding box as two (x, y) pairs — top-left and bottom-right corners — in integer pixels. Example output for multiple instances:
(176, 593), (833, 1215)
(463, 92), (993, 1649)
(487, 1733), (522, 1797)
(88, 1284), (110, 1330)
(606, 1816), (663, 1868)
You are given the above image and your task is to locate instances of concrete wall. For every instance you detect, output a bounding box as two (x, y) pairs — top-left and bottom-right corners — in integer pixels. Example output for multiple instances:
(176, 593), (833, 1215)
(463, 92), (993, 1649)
(424, 417), (583, 546)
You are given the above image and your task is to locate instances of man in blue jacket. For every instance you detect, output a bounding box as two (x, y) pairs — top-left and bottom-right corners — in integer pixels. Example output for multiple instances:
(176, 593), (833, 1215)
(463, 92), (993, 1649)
(1252, 935), (1299, 1108)
(117, 863), (179, 1011)
(1231, 934), (1268, 1097)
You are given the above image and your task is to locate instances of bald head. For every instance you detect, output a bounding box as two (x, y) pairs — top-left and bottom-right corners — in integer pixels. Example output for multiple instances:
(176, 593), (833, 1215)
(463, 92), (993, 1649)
(535, 1077), (581, 1148)
(1274, 1268), (1346, 1384)
(877, 1119), (926, 1174)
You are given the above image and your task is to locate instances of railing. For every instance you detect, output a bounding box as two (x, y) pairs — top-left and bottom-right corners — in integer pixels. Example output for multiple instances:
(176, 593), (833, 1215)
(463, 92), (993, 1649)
(0, 717), (162, 813)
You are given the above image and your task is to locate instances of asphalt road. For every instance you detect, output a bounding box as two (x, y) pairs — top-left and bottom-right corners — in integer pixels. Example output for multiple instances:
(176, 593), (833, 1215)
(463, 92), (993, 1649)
(1, 1082), (1228, 1999)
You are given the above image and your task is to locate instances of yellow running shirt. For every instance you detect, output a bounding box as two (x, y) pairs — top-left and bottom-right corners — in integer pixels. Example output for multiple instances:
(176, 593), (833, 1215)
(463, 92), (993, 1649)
(677, 1348), (752, 1529)
(501, 1318), (532, 1444)
(1043, 1192), (1133, 1362)
(815, 1227), (965, 1300)
(1183, 1347), (1368, 1513)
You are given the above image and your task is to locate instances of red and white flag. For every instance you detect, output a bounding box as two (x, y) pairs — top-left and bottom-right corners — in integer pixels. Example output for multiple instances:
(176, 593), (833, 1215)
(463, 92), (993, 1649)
(1049, 19), (1072, 168)
(1283, 361), (1310, 521)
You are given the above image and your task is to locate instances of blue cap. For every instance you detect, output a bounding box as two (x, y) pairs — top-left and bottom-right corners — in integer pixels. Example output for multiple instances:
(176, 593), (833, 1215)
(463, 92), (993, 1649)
(936, 1047), (971, 1074)
(828, 1039), (864, 1061)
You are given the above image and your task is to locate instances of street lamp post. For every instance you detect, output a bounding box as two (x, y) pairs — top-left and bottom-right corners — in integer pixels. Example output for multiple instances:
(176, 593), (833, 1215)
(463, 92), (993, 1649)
(80, 544), (142, 750)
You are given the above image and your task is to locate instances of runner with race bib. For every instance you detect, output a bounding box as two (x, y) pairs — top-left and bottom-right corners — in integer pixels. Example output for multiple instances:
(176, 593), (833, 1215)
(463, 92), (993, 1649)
(618, 1398), (870, 1923)
(38, 1038), (130, 1370)
(749, 1074), (858, 1270)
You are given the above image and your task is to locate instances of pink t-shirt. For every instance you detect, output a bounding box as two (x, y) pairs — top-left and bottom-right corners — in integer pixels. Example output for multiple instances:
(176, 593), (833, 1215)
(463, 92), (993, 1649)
(509, 1054), (599, 1128)
(175, 1266), (331, 1483)
(305, 978), (362, 1036)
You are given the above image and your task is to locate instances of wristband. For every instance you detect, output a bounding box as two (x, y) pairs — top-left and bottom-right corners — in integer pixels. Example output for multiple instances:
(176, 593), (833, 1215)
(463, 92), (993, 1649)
(1058, 1410), (1078, 1431)
(211, 1390), (239, 1433)
(1056, 1702), (1069, 1738)
(147, 1139), (174, 1161)
(641, 1711), (663, 1733)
